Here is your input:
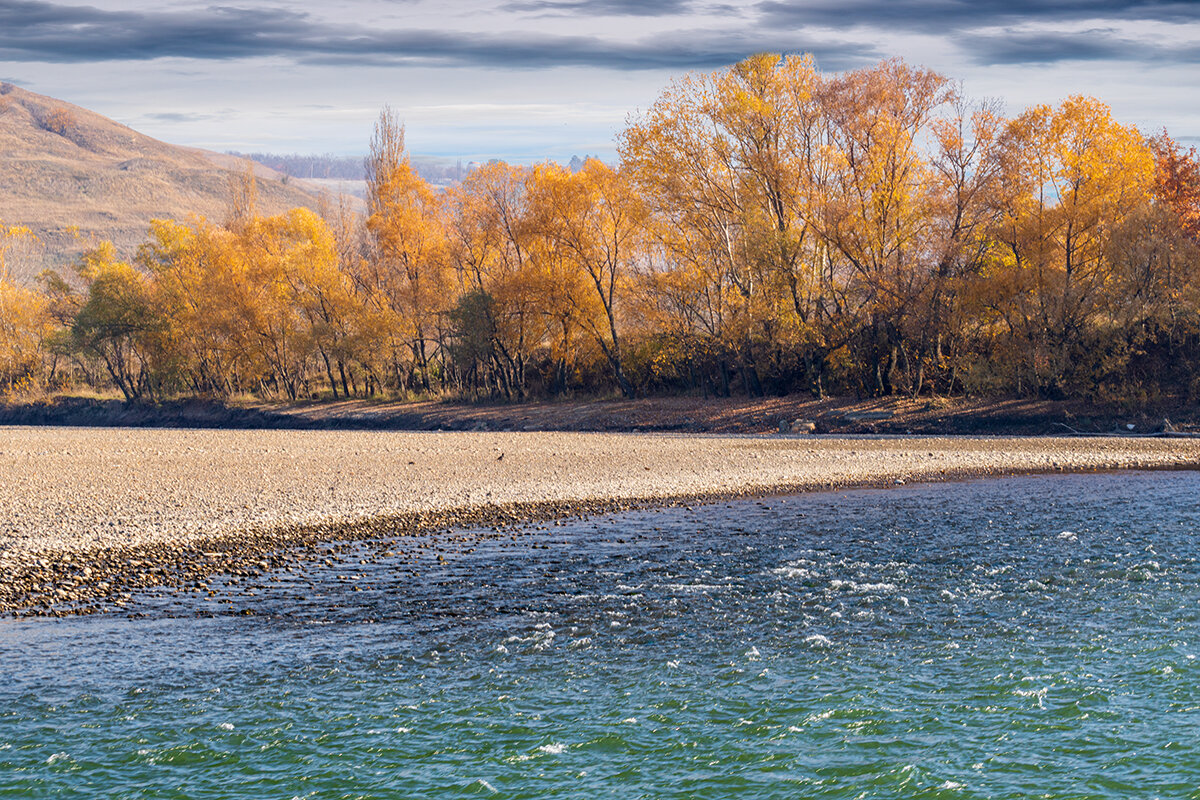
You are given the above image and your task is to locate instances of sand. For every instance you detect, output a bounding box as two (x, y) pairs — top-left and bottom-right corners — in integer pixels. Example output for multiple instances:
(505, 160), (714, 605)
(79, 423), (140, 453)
(3, 427), (1199, 614)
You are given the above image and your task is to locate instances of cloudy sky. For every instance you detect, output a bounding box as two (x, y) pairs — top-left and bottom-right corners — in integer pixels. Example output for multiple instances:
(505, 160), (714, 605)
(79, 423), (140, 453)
(2, 0), (1198, 161)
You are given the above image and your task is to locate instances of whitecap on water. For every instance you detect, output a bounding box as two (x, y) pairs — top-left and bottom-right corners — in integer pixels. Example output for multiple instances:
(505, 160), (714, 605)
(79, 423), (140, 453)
(503, 624), (557, 650)
(666, 583), (728, 593)
(804, 634), (833, 648)
(771, 565), (817, 580)
(538, 743), (566, 755)
(218, 722), (235, 731)
(1014, 687), (1048, 707)
(830, 578), (897, 593)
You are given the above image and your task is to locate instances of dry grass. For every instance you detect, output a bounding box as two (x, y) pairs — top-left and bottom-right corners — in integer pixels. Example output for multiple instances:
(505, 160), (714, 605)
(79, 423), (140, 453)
(0, 83), (330, 283)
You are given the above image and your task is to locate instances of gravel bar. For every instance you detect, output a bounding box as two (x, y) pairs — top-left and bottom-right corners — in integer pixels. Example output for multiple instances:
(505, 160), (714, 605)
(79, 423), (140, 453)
(3, 427), (1199, 615)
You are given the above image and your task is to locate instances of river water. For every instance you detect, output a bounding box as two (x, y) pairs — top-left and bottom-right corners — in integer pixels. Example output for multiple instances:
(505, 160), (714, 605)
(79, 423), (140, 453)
(2, 472), (1199, 798)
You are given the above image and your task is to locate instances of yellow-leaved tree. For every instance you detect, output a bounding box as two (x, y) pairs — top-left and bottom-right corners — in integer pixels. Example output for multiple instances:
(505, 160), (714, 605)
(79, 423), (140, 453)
(445, 161), (550, 399)
(0, 224), (55, 396)
(71, 241), (172, 401)
(621, 53), (844, 396)
(988, 96), (1156, 395)
(527, 159), (646, 397)
(365, 107), (450, 393)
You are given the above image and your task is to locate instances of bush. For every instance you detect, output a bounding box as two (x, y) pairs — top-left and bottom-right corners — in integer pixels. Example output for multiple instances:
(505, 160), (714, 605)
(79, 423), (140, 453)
(41, 107), (77, 137)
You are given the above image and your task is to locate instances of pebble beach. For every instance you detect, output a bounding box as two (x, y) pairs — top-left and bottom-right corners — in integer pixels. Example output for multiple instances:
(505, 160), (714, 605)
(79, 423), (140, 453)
(3, 427), (1199, 615)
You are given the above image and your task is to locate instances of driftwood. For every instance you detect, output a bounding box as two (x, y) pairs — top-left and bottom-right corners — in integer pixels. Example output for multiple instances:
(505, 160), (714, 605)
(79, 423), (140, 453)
(1050, 421), (1200, 438)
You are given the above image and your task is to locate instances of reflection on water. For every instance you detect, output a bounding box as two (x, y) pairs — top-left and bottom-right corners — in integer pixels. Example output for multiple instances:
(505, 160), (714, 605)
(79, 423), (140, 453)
(2, 472), (1199, 798)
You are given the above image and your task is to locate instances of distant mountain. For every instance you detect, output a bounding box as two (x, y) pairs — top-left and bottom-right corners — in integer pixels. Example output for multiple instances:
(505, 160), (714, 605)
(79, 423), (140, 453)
(0, 83), (328, 284)
(231, 151), (475, 190)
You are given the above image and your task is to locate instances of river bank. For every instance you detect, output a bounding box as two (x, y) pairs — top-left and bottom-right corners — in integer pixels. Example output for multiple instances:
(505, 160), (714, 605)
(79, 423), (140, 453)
(2, 428), (1199, 615)
(4, 393), (1199, 435)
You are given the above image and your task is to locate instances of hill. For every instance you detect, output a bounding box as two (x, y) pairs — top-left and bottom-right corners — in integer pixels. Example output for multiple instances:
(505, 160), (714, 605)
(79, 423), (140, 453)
(0, 83), (328, 284)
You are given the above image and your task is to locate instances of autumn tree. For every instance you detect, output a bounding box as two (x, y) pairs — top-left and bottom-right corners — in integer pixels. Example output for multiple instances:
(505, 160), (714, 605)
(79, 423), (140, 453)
(365, 107), (450, 392)
(812, 60), (955, 395)
(11, 55), (1200, 409)
(140, 218), (258, 395)
(909, 94), (1007, 395)
(621, 53), (834, 396)
(0, 224), (55, 395)
(70, 242), (173, 401)
(446, 161), (551, 399)
(528, 159), (646, 397)
(987, 96), (1156, 395)
(140, 208), (375, 401)
(1149, 133), (1200, 241)
(1096, 134), (1200, 400)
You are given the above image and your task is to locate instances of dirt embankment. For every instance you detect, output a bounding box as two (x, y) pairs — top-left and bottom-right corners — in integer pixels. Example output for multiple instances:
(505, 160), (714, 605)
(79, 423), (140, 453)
(2, 394), (1196, 436)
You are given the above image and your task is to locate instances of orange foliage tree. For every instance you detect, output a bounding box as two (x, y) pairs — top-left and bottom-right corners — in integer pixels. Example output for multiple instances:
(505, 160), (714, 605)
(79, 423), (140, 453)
(16, 57), (1200, 407)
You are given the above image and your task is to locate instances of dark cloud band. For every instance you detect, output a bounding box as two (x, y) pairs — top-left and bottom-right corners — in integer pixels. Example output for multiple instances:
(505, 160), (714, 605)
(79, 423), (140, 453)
(1, 0), (1194, 70)
(0, 0), (874, 70)
(962, 28), (1200, 65)
(757, 0), (1200, 34)
(503, 0), (694, 16)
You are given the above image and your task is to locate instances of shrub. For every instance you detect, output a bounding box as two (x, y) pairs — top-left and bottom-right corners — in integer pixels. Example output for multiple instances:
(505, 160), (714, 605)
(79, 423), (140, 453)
(41, 107), (77, 137)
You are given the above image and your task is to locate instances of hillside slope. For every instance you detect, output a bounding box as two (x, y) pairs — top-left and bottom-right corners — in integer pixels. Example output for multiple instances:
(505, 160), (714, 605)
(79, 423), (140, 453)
(0, 83), (327, 283)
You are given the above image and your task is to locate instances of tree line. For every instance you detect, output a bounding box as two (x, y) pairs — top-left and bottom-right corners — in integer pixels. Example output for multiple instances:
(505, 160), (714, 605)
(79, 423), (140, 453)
(230, 151), (470, 186)
(2, 53), (1200, 407)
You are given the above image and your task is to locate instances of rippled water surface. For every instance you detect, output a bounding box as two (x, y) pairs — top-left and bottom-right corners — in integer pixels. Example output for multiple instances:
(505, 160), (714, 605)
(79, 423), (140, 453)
(3, 472), (1200, 798)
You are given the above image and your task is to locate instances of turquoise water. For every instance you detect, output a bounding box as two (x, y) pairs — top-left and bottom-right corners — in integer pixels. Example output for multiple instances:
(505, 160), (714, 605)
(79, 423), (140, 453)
(3, 472), (1200, 798)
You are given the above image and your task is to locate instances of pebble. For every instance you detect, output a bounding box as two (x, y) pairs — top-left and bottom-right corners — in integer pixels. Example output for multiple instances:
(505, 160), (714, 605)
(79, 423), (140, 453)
(0, 429), (1197, 617)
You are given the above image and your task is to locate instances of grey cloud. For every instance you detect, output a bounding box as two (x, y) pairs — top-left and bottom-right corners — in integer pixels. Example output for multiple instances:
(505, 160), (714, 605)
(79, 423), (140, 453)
(141, 111), (222, 122)
(0, 2), (316, 61)
(299, 29), (880, 71)
(963, 28), (1200, 65)
(756, 0), (1200, 34)
(503, 0), (693, 16)
(0, 0), (879, 70)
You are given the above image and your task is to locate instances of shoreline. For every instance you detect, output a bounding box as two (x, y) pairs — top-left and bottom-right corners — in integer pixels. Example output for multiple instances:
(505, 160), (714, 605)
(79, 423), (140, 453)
(5, 394), (1198, 437)
(3, 427), (1199, 616)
